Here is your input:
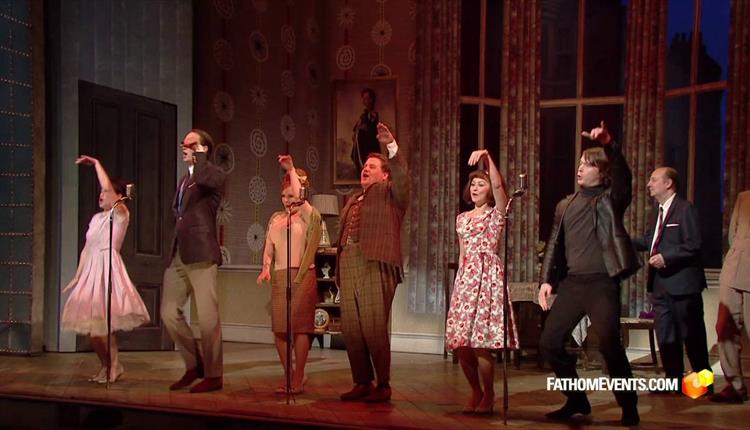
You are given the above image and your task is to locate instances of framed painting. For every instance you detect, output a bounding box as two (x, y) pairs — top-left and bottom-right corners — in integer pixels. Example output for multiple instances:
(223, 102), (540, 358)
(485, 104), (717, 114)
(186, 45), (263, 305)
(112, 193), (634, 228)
(332, 78), (397, 185)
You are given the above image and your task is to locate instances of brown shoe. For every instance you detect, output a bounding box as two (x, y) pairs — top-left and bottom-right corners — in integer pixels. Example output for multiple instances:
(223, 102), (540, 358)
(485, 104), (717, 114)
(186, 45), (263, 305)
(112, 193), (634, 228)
(363, 384), (392, 403)
(189, 377), (223, 393)
(340, 383), (374, 401)
(169, 368), (201, 391)
(708, 385), (748, 403)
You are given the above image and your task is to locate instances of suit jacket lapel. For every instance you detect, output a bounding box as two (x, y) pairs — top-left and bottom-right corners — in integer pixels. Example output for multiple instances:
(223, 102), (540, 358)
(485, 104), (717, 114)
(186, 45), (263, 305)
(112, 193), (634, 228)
(174, 174), (189, 212)
(662, 197), (679, 226)
(337, 191), (363, 243)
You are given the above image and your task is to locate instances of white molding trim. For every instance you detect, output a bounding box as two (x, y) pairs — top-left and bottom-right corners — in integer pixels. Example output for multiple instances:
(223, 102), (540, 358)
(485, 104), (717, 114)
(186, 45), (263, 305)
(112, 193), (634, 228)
(219, 264), (261, 273)
(190, 324), (446, 354)
(390, 332), (444, 355)
(191, 322), (274, 345)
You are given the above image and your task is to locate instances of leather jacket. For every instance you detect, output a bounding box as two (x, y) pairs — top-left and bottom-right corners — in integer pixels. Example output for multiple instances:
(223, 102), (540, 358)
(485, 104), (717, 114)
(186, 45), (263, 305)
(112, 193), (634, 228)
(540, 141), (640, 289)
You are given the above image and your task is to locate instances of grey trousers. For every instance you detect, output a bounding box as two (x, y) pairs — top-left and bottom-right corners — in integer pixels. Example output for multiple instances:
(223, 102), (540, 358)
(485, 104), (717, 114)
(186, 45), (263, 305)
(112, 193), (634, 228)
(161, 251), (223, 378)
(717, 285), (750, 390)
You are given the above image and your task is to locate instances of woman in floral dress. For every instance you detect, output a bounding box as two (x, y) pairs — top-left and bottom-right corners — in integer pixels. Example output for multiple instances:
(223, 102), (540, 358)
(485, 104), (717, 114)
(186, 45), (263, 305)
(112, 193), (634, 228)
(445, 149), (519, 414)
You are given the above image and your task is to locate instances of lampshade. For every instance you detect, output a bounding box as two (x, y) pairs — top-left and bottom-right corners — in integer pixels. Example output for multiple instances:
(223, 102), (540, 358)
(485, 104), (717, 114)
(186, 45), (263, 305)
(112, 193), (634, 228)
(310, 194), (340, 216)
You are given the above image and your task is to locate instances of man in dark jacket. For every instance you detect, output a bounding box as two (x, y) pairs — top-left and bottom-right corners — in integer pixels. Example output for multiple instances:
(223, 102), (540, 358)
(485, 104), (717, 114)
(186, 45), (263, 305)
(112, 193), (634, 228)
(162, 129), (226, 393)
(538, 122), (640, 427)
(633, 167), (710, 388)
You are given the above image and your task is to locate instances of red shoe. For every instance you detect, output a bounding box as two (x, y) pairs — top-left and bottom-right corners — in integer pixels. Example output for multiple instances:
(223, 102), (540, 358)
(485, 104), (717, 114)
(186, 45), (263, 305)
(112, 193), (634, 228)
(363, 384), (392, 403)
(708, 385), (748, 403)
(169, 368), (201, 391)
(340, 383), (374, 401)
(189, 377), (223, 393)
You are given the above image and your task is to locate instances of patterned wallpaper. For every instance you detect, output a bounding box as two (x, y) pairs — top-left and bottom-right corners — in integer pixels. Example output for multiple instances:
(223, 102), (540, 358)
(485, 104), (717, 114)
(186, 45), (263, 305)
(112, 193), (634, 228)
(194, 0), (417, 268)
(326, 0), (417, 193)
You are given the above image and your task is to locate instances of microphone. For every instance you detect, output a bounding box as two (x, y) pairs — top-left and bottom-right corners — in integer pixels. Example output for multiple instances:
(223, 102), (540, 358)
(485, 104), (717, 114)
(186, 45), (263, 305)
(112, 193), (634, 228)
(287, 186), (309, 210)
(112, 183), (134, 211)
(299, 186), (309, 202)
(511, 173), (527, 197)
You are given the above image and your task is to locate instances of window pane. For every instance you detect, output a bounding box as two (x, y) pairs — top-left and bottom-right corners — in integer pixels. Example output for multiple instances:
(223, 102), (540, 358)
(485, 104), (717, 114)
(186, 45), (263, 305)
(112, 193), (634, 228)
(484, 0), (503, 99)
(539, 107), (576, 240)
(664, 96), (690, 197)
(460, 104), (480, 213)
(583, 0), (628, 97)
(461, 0), (481, 97)
(541, 0), (578, 99)
(581, 104), (623, 152)
(666, 0), (694, 90)
(698, 0), (729, 84)
(695, 90), (726, 268)
(484, 105), (501, 167)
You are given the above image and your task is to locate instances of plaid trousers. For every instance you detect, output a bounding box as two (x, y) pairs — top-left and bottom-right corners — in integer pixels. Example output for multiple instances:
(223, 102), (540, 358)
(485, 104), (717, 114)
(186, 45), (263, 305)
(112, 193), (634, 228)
(339, 243), (399, 385)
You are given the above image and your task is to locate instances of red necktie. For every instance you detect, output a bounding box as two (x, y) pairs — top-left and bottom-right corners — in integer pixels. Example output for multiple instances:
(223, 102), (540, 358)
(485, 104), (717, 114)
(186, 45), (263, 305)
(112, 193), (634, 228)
(650, 206), (665, 256)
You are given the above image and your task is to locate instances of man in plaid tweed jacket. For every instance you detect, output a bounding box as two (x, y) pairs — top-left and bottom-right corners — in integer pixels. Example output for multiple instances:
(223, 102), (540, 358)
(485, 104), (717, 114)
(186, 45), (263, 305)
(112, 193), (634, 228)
(337, 123), (409, 403)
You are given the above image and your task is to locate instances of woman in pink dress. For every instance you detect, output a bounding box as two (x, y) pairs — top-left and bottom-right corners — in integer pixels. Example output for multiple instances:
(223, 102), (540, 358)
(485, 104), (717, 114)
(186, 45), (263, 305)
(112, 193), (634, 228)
(445, 149), (519, 414)
(62, 155), (150, 383)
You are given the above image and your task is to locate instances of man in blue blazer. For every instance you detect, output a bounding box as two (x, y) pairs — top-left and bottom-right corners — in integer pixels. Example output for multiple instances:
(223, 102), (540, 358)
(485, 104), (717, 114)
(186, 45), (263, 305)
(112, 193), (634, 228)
(634, 167), (711, 388)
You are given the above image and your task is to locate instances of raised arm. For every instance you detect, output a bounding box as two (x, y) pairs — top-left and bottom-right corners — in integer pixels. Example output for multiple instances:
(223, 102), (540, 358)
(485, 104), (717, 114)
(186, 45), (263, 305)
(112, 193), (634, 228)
(76, 155), (114, 194)
(468, 149), (508, 213)
(278, 154), (313, 217)
(377, 122), (409, 210)
(192, 152), (226, 191)
(583, 121), (632, 214)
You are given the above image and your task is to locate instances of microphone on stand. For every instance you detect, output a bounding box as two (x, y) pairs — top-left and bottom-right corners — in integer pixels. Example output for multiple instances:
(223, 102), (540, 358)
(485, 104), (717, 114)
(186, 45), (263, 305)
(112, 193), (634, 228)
(125, 183), (135, 201)
(113, 184), (135, 210)
(299, 186), (309, 202)
(511, 173), (527, 197)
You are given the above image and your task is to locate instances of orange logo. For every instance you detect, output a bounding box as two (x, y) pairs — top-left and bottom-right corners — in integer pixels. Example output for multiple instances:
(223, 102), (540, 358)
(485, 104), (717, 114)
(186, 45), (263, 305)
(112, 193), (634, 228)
(682, 370), (714, 399)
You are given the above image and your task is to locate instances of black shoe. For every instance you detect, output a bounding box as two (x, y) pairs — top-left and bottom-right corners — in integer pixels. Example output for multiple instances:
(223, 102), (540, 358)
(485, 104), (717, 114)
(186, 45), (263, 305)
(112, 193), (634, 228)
(545, 397), (591, 420)
(621, 406), (640, 426)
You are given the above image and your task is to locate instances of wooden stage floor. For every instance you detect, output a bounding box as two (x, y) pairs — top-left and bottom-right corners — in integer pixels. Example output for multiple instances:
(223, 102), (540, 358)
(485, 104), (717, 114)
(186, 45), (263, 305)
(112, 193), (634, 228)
(0, 342), (747, 429)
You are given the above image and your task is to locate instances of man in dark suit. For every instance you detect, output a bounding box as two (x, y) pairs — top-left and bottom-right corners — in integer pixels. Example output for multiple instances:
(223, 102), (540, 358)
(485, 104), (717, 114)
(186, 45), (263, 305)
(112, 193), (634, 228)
(633, 167), (711, 388)
(337, 123), (408, 403)
(161, 129), (226, 393)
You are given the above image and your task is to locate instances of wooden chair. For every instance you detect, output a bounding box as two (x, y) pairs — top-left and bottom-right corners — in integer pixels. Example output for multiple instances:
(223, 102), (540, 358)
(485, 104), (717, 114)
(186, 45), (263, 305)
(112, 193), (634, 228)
(620, 317), (659, 373)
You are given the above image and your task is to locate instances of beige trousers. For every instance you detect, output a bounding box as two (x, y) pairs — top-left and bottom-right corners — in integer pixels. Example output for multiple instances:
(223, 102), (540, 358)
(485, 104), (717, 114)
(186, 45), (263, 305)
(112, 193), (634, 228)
(161, 251), (223, 378)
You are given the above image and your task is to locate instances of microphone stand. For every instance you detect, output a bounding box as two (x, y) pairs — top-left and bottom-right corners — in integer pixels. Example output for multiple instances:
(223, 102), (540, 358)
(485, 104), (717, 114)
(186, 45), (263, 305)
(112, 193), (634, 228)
(285, 200), (305, 405)
(501, 184), (526, 423)
(106, 195), (129, 388)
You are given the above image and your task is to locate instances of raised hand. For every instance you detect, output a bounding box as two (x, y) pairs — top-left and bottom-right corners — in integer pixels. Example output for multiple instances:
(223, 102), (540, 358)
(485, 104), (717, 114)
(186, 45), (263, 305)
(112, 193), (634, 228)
(468, 149), (489, 167)
(376, 122), (395, 145)
(278, 154), (294, 172)
(582, 120), (612, 145)
(75, 155), (99, 166)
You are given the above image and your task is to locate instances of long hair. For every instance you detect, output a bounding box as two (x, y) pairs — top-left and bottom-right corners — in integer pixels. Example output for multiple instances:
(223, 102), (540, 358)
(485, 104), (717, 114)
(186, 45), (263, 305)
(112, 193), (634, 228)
(581, 147), (611, 187)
